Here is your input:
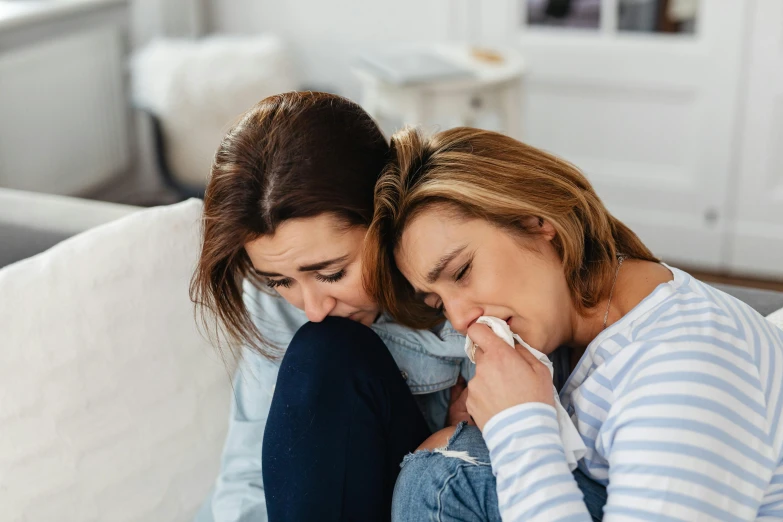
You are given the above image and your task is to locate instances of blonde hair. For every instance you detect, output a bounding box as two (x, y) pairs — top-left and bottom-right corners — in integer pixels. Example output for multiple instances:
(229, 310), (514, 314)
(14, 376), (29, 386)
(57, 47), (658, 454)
(364, 126), (658, 329)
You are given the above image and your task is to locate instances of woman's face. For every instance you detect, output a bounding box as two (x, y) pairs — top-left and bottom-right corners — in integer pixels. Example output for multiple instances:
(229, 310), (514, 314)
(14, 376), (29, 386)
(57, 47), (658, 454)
(396, 207), (575, 354)
(245, 214), (380, 326)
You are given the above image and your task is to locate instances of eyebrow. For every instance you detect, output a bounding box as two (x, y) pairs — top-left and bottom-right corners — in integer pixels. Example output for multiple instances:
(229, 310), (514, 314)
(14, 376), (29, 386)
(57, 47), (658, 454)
(426, 245), (467, 284)
(253, 255), (349, 278)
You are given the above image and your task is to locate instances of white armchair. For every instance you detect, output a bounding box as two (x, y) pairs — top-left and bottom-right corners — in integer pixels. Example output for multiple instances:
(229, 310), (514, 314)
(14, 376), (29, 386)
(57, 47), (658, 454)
(0, 189), (230, 522)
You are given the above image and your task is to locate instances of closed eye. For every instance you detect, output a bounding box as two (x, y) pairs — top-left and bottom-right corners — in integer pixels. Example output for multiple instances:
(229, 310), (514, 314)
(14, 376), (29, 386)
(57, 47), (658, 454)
(423, 294), (444, 314)
(266, 278), (293, 289)
(315, 269), (346, 283)
(454, 258), (472, 282)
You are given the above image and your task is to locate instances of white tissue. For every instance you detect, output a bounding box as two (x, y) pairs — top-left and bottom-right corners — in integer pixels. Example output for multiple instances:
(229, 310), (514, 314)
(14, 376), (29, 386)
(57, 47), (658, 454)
(465, 316), (586, 470)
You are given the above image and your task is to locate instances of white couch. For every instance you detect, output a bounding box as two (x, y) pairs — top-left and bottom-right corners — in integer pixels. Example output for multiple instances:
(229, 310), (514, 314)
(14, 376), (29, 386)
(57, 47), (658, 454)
(0, 189), (231, 522)
(1, 188), (781, 522)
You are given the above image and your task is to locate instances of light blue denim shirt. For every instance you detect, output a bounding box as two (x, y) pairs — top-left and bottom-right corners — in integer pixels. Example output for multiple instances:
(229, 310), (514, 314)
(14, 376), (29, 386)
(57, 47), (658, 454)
(202, 280), (471, 522)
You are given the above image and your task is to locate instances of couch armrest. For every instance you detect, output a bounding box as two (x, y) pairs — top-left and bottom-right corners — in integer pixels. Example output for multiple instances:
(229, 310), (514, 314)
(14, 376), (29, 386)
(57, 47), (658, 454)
(0, 188), (140, 267)
(0, 188), (139, 235)
(711, 283), (783, 317)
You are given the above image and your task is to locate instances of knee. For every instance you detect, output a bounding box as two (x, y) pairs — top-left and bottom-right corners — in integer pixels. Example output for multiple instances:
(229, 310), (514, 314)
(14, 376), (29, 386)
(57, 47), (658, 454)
(277, 317), (394, 392)
(392, 440), (487, 521)
(285, 316), (382, 368)
(392, 426), (496, 521)
(392, 451), (443, 517)
(416, 426), (457, 451)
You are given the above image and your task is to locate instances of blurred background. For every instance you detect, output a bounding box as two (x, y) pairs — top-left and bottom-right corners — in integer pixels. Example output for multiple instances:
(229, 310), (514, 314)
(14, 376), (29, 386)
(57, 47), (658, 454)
(0, 0), (780, 286)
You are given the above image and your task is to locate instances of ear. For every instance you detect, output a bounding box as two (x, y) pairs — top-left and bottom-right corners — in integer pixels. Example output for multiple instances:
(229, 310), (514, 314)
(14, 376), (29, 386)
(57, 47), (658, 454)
(516, 216), (556, 242)
(539, 218), (557, 242)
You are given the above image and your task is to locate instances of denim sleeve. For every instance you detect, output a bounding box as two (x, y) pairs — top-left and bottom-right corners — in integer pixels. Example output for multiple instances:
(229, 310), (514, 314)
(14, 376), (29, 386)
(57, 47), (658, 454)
(209, 282), (305, 522)
(210, 349), (278, 521)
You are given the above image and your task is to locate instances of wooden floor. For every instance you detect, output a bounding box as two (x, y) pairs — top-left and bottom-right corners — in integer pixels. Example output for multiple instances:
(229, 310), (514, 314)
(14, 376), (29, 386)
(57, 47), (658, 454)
(681, 266), (783, 292)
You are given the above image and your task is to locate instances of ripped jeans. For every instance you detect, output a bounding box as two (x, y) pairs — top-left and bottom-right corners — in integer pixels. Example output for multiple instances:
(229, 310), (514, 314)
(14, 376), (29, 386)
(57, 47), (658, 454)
(392, 422), (607, 522)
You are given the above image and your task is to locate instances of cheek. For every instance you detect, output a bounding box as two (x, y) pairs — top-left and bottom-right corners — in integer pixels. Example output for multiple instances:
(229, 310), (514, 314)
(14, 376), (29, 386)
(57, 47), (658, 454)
(472, 263), (518, 306)
(335, 269), (374, 307)
(274, 286), (304, 310)
(513, 271), (568, 328)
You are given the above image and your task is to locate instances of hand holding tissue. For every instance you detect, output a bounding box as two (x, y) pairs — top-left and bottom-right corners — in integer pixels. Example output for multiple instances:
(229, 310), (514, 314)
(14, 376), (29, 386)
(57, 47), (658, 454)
(464, 316), (586, 470)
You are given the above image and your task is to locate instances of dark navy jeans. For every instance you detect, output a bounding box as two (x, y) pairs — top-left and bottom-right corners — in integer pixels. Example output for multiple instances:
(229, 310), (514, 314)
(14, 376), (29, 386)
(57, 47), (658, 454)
(262, 317), (432, 521)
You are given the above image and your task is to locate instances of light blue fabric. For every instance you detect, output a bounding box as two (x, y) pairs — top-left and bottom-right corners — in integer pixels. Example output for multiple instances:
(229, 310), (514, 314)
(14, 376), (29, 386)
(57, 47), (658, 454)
(196, 280), (471, 522)
(391, 422), (606, 522)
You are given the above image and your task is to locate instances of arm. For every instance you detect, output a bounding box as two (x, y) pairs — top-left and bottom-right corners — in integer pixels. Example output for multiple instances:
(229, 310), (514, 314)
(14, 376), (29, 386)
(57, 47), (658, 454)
(484, 404), (589, 521)
(482, 342), (775, 521)
(210, 349), (279, 521)
(210, 282), (308, 522)
(758, 458), (783, 520)
(467, 322), (589, 520)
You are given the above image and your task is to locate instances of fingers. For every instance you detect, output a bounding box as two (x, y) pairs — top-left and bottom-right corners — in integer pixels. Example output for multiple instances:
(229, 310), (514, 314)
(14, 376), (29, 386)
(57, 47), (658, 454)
(457, 385), (469, 406)
(447, 377), (471, 426)
(473, 343), (484, 363)
(449, 376), (467, 405)
(514, 344), (540, 365)
(514, 343), (550, 373)
(467, 323), (515, 355)
(473, 338), (542, 378)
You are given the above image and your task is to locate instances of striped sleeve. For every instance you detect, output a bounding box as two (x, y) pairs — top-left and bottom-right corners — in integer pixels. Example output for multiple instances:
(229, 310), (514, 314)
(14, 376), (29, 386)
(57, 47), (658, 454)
(483, 403), (591, 521)
(600, 342), (775, 521)
(757, 459), (783, 520)
(483, 341), (779, 521)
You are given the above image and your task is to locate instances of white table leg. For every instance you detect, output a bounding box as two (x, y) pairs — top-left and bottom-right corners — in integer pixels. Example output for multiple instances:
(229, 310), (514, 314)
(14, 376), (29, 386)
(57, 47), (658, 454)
(501, 78), (524, 141)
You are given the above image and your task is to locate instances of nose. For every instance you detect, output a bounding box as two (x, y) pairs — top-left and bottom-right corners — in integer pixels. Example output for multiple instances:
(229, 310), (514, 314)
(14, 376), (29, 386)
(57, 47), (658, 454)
(302, 286), (336, 323)
(443, 295), (483, 335)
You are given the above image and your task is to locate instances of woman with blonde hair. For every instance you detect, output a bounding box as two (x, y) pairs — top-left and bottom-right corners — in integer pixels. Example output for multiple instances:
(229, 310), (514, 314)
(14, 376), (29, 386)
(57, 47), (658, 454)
(366, 126), (783, 521)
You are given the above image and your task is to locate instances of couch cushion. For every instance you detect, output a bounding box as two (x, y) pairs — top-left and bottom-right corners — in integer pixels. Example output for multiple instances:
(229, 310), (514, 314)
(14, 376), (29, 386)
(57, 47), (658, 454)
(769, 307), (783, 330)
(711, 283), (783, 317)
(0, 199), (230, 522)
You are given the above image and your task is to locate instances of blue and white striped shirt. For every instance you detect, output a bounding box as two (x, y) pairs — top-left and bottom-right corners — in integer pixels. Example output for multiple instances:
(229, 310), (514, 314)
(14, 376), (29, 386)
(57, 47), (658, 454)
(483, 265), (783, 521)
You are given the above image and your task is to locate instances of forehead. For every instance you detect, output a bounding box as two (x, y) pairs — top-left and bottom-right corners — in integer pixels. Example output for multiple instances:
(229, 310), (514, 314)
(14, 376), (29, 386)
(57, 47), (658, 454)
(246, 215), (362, 269)
(396, 209), (474, 286)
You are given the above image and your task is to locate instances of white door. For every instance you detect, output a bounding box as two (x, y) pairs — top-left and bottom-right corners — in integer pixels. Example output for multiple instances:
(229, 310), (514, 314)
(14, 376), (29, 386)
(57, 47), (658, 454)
(471, 0), (748, 270)
(728, 0), (783, 279)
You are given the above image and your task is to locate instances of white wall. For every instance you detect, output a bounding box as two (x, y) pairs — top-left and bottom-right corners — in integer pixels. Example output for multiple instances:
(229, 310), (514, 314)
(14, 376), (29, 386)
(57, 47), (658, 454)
(202, 0), (782, 277)
(206, 0), (457, 99)
(131, 0), (205, 47)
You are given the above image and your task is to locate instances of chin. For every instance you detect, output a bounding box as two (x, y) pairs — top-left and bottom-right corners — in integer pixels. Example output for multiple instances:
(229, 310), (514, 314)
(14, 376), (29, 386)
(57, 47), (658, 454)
(347, 311), (375, 326)
(506, 318), (539, 347)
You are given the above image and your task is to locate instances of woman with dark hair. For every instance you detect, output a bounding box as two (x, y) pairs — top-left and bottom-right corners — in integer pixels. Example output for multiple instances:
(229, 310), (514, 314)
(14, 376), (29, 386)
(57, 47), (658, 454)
(190, 92), (474, 522)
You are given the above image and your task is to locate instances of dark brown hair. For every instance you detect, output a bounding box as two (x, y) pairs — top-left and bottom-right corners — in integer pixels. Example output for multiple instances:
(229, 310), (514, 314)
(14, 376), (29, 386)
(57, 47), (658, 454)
(364, 126), (658, 329)
(190, 91), (388, 360)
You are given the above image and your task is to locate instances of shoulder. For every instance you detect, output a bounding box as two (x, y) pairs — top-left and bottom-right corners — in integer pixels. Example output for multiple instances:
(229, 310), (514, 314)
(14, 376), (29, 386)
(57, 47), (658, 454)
(592, 338), (774, 458)
(372, 316), (466, 360)
(616, 268), (783, 389)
